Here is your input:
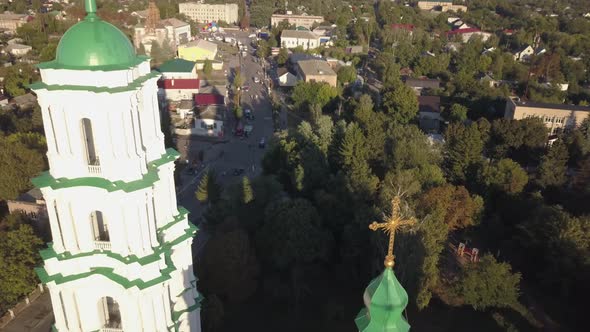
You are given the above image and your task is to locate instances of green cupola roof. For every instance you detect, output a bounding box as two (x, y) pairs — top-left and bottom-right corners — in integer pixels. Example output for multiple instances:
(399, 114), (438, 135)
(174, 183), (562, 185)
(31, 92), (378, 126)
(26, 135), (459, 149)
(49, 0), (138, 70)
(355, 267), (410, 332)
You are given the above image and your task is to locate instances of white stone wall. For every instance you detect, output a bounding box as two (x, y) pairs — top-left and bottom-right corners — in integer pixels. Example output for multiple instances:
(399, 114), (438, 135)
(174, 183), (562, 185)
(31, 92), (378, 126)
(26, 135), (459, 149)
(158, 87), (198, 102)
(280, 36), (319, 50)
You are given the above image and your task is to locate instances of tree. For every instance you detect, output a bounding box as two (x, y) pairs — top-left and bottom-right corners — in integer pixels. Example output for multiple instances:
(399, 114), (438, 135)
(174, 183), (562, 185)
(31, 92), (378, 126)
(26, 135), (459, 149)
(337, 66), (357, 85)
(0, 221), (43, 311)
(480, 158), (529, 194)
(195, 170), (222, 205)
(537, 140), (569, 188)
(381, 82), (418, 124)
(444, 123), (484, 183)
(353, 94), (386, 162)
(233, 105), (243, 119)
(256, 40), (270, 58)
(232, 69), (244, 90)
(196, 222), (259, 303)
(0, 138), (46, 200)
(239, 14), (250, 30)
(203, 59), (213, 78)
(291, 81), (338, 112)
(420, 185), (483, 230)
(257, 198), (332, 269)
(277, 48), (288, 65)
(3, 65), (33, 97)
(149, 40), (164, 65)
(447, 104), (468, 123)
(453, 255), (521, 311)
(242, 176), (254, 204)
(136, 43), (147, 56)
(39, 42), (58, 62)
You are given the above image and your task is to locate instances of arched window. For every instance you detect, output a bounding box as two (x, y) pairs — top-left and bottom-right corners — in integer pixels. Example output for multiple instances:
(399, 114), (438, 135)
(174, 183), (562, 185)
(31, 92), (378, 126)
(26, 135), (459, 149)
(90, 211), (109, 242)
(81, 118), (99, 166)
(97, 296), (122, 329)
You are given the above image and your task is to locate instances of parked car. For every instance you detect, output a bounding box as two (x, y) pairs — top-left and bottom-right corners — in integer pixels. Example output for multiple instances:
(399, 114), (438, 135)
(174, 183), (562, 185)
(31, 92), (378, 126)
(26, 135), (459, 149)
(242, 85), (250, 91)
(233, 168), (245, 176)
(259, 137), (266, 148)
(254, 77), (260, 83)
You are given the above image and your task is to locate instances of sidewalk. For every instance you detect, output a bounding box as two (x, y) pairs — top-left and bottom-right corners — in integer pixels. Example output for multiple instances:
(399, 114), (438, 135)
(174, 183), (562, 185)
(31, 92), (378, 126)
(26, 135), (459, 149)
(1, 292), (53, 332)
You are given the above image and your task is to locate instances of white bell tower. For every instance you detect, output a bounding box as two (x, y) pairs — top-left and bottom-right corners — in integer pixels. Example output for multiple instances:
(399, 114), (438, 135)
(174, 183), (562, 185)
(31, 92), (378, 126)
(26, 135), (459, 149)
(31, 1), (201, 331)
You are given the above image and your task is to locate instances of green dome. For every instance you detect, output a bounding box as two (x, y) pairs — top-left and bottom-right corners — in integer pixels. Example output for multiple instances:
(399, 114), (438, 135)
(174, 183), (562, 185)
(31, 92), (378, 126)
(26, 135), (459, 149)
(55, 14), (136, 69)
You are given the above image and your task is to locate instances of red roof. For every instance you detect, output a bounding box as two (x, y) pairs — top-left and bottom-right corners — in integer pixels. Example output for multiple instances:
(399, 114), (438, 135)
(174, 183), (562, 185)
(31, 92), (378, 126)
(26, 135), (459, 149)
(446, 28), (482, 35)
(194, 93), (224, 106)
(157, 79), (200, 89)
(391, 24), (415, 31)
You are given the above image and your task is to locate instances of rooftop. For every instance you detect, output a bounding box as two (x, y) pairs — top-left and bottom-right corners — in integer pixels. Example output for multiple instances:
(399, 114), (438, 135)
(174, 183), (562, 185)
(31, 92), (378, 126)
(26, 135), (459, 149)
(158, 58), (196, 73)
(418, 96), (441, 113)
(197, 105), (224, 120)
(195, 93), (224, 106)
(513, 99), (590, 112)
(157, 78), (200, 90)
(297, 59), (336, 77)
(182, 39), (218, 53)
(281, 30), (319, 40)
(405, 77), (441, 89)
(161, 18), (189, 28)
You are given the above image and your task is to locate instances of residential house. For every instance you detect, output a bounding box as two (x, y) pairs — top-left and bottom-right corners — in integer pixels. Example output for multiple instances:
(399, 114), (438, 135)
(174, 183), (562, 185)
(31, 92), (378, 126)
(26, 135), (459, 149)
(345, 46), (364, 54)
(277, 68), (299, 87)
(446, 28), (491, 43)
(295, 59), (337, 87)
(157, 78), (200, 102)
(4, 43), (32, 57)
(418, 96), (442, 132)
(513, 45), (534, 61)
(6, 188), (48, 227)
(0, 12), (29, 33)
(178, 39), (218, 62)
(13, 93), (36, 110)
(504, 98), (590, 135)
(271, 13), (324, 29)
(404, 78), (441, 95)
(479, 73), (500, 88)
(280, 30), (320, 50)
(194, 105), (225, 137)
(158, 58), (198, 79)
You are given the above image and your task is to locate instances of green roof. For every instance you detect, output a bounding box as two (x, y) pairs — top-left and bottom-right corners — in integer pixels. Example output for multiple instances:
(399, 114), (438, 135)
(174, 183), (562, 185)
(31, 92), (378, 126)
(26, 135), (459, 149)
(43, 0), (141, 71)
(158, 59), (196, 73)
(355, 268), (410, 332)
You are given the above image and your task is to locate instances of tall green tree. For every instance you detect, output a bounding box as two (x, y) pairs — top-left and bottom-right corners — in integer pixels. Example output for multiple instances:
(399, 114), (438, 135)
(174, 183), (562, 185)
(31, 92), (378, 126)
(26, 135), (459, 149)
(381, 82), (418, 124)
(291, 81), (338, 112)
(0, 138), (46, 200)
(480, 158), (529, 194)
(242, 176), (254, 204)
(277, 48), (289, 65)
(195, 170), (222, 205)
(537, 140), (569, 188)
(203, 59), (213, 78)
(444, 123), (484, 183)
(337, 66), (357, 85)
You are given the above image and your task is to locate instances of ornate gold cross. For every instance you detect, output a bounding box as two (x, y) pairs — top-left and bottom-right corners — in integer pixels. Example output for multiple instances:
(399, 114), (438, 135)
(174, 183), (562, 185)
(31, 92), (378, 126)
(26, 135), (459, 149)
(369, 196), (416, 268)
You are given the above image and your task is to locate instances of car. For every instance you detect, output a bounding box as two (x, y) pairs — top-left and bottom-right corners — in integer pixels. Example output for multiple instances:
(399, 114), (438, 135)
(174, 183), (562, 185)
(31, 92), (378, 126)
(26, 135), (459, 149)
(233, 168), (245, 176)
(242, 85), (250, 91)
(259, 137), (266, 148)
(254, 77), (260, 83)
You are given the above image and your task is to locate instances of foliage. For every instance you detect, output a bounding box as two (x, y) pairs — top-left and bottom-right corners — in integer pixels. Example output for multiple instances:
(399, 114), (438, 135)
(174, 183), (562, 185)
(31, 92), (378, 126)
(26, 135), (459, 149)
(537, 140), (569, 188)
(277, 48), (289, 65)
(241, 176), (254, 204)
(291, 81), (338, 112)
(195, 170), (222, 204)
(256, 40), (270, 58)
(3, 64), (34, 97)
(0, 216), (43, 312)
(420, 185), (483, 230)
(452, 254), (521, 311)
(337, 66), (357, 85)
(487, 118), (548, 164)
(196, 221), (259, 303)
(203, 59), (213, 78)
(447, 104), (468, 123)
(257, 198), (332, 270)
(233, 105), (243, 119)
(480, 158), (529, 194)
(381, 82), (419, 124)
(0, 138), (46, 200)
(39, 42), (58, 62)
(200, 294), (225, 332)
(444, 123), (484, 183)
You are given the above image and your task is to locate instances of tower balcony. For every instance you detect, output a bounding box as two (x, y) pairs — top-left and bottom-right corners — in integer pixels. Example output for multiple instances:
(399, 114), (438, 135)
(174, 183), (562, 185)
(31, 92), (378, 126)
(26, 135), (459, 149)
(87, 157), (101, 175)
(94, 241), (111, 251)
(99, 328), (123, 332)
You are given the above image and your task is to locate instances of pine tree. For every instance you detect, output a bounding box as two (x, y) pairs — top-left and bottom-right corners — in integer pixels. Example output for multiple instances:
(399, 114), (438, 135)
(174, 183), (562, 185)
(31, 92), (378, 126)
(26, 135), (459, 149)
(195, 170), (221, 204)
(537, 140), (569, 188)
(242, 176), (254, 204)
(196, 171), (210, 203)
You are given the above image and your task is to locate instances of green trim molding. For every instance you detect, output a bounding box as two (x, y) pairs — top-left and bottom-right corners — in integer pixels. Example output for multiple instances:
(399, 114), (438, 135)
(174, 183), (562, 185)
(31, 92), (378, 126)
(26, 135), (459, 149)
(168, 294), (203, 332)
(29, 70), (160, 94)
(32, 148), (179, 193)
(36, 222), (197, 290)
(37, 55), (149, 72)
(40, 207), (190, 265)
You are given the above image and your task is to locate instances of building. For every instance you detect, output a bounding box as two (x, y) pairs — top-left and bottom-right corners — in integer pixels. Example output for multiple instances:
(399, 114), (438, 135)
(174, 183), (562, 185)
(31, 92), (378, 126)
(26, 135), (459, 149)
(346, 46), (364, 54)
(195, 105), (224, 137)
(296, 59), (337, 87)
(158, 58), (198, 79)
(504, 98), (590, 135)
(281, 30), (320, 50)
(176, 99), (195, 119)
(4, 43), (32, 56)
(0, 12), (29, 33)
(179, 2), (239, 24)
(178, 39), (218, 62)
(277, 68), (298, 87)
(271, 13), (324, 29)
(133, 2), (191, 55)
(418, 96), (442, 132)
(417, 0), (468, 12)
(158, 78), (200, 102)
(29, 1), (202, 331)
(513, 45), (534, 61)
(404, 78), (441, 95)
(195, 93), (225, 107)
(446, 28), (492, 43)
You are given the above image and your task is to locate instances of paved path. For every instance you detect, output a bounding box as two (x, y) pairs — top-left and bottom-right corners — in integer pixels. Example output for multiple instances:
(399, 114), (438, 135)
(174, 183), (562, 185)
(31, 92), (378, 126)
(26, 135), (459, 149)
(1, 292), (53, 332)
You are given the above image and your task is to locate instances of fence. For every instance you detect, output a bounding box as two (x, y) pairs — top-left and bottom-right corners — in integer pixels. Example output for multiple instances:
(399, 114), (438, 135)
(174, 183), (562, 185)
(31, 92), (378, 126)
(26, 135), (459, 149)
(0, 284), (46, 328)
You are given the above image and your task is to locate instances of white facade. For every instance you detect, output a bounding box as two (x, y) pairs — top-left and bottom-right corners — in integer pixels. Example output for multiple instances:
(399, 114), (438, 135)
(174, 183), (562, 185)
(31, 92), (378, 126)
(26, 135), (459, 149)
(280, 30), (320, 50)
(278, 71), (298, 87)
(513, 45), (534, 61)
(179, 3), (239, 24)
(33, 59), (202, 332)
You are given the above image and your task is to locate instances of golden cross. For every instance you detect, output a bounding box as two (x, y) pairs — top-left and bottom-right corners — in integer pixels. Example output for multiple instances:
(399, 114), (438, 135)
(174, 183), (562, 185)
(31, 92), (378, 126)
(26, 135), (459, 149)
(369, 196), (416, 268)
